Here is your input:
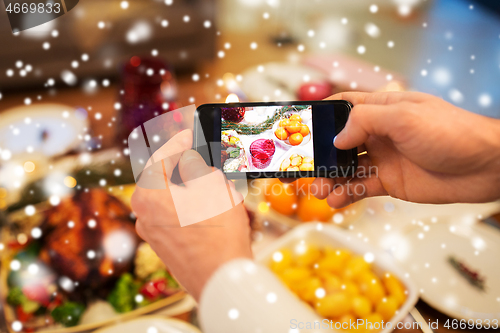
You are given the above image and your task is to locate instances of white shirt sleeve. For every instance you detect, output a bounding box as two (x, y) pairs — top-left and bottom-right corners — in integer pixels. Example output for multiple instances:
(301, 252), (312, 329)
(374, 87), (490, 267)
(199, 258), (333, 333)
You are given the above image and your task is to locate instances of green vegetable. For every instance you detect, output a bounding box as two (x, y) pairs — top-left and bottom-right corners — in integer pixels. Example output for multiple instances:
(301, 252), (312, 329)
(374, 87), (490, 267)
(21, 299), (40, 314)
(51, 302), (85, 327)
(7, 243), (42, 288)
(7, 287), (25, 306)
(136, 297), (152, 308)
(228, 147), (240, 158)
(7, 287), (41, 313)
(107, 273), (141, 313)
(7, 271), (20, 288)
(148, 270), (179, 289)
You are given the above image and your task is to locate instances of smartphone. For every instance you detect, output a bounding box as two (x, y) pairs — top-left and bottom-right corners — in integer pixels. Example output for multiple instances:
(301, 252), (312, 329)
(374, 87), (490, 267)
(193, 100), (357, 179)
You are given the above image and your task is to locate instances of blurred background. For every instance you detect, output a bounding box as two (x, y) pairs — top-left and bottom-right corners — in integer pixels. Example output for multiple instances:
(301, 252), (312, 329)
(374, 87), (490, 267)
(0, 1), (499, 333)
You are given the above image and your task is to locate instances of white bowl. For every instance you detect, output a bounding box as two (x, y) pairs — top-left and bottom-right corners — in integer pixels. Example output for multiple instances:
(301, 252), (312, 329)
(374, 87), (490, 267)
(255, 224), (419, 333)
(271, 117), (312, 148)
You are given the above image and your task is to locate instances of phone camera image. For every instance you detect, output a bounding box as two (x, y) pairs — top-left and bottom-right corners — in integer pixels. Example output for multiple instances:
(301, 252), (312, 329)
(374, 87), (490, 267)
(194, 100), (355, 179)
(220, 105), (315, 174)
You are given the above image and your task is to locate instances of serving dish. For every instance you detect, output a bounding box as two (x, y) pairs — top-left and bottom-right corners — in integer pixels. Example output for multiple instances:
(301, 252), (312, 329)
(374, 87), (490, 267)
(255, 223), (419, 333)
(93, 316), (201, 333)
(0, 188), (185, 333)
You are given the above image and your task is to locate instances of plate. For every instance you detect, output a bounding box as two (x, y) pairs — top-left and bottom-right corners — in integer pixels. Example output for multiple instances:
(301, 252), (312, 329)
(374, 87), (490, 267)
(0, 190), (187, 333)
(255, 224), (419, 333)
(271, 112), (312, 148)
(396, 219), (500, 320)
(274, 146), (314, 172)
(0, 263), (186, 333)
(93, 316), (201, 333)
(0, 104), (87, 158)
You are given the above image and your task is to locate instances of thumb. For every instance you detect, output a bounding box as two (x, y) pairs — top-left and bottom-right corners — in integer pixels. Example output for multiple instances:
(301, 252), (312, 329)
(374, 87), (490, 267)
(178, 150), (213, 183)
(334, 104), (397, 150)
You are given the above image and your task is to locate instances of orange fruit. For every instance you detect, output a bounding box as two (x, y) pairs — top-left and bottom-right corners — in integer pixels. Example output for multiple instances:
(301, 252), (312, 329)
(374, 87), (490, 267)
(290, 114), (302, 122)
(289, 133), (303, 146)
(296, 195), (335, 222)
(291, 178), (315, 196)
(275, 127), (288, 140)
(279, 119), (290, 127)
(299, 124), (310, 137)
(286, 121), (302, 134)
(263, 179), (298, 216)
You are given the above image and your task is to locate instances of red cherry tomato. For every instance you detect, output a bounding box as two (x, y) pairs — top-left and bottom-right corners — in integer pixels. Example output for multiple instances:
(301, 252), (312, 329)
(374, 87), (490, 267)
(140, 278), (177, 300)
(23, 284), (50, 307)
(16, 306), (33, 322)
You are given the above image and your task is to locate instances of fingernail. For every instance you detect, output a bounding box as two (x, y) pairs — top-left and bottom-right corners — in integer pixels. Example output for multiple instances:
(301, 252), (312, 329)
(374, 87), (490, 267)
(180, 129), (193, 145)
(333, 135), (337, 144)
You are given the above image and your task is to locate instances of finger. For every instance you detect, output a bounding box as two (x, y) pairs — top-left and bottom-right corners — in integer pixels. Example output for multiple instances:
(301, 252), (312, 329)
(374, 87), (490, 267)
(279, 178), (297, 184)
(311, 178), (334, 199)
(325, 92), (373, 105)
(326, 176), (388, 209)
(178, 149), (212, 183)
(312, 154), (372, 199)
(135, 219), (145, 240)
(326, 91), (426, 106)
(334, 103), (400, 150)
(311, 177), (348, 199)
(145, 129), (193, 179)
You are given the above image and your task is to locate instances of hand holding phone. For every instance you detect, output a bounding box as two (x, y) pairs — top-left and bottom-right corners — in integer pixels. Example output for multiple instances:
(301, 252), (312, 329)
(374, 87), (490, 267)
(315, 91), (500, 208)
(194, 100), (357, 179)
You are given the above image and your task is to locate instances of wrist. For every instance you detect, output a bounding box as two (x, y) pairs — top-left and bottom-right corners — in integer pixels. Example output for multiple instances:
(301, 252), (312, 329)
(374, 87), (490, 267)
(483, 118), (500, 198)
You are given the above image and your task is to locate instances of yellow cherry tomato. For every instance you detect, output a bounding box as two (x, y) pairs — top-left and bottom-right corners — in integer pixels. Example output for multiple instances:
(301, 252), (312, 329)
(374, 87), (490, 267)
(297, 277), (323, 303)
(295, 244), (321, 267)
(322, 273), (343, 294)
(341, 281), (360, 297)
(281, 267), (311, 286)
(338, 313), (357, 328)
(319, 248), (352, 274)
(343, 256), (371, 281)
(382, 273), (406, 306)
(315, 292), (351, 318)
(270, 249), (293, 274)
(359, 279), (386, 305)
(352, 295), (373, 318)
(363, 313), (384, 332)
(357, 271), (380, 285)
(375, 297), (399, 321)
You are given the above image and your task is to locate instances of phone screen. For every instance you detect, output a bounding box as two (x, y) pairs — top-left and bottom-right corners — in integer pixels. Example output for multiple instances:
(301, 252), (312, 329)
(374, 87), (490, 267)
(195, 101), (356, 179)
